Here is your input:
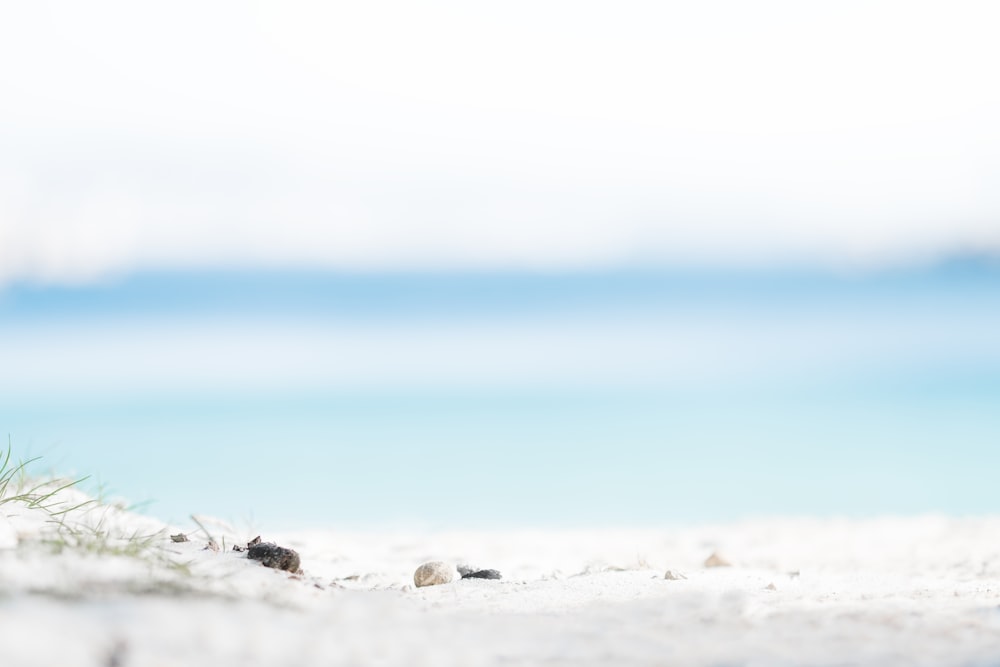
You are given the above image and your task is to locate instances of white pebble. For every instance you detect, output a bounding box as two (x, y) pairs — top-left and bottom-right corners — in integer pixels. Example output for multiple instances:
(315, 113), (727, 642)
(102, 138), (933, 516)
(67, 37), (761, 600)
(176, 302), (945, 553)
(413, 561), (455, 588)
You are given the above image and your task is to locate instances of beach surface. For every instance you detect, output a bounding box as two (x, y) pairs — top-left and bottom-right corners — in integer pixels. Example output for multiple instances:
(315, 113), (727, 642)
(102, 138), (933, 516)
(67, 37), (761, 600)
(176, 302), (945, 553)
(2, 483), (1000, 666)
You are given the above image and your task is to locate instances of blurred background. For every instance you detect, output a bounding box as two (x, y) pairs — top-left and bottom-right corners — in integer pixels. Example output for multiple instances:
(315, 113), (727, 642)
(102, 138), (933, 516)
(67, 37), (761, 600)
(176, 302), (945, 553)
(1, 1), (998, 529)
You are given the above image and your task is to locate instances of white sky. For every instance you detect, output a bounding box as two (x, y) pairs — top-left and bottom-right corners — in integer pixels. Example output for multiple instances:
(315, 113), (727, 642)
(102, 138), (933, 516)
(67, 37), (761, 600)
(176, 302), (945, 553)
(1, 1), (999, 285)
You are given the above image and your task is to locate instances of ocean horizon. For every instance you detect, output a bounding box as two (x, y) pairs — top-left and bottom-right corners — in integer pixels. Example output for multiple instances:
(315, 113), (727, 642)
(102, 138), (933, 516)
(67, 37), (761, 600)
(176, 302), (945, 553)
(3, 259), (998, 529)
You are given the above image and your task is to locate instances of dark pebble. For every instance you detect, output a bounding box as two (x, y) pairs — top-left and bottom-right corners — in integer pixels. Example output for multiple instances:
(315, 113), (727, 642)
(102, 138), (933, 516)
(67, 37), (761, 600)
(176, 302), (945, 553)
(461, 569), (502, 580)
(247, 542), (301, 572)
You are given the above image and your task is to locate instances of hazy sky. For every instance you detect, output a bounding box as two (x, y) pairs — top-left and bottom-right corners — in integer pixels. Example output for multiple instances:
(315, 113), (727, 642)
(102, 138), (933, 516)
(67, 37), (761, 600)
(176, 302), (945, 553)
(2, 0), (999, 285)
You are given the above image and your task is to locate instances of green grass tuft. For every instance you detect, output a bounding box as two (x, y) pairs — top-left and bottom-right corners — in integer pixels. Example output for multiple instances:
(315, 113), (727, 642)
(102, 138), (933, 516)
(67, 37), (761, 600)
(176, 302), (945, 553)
(1, 437), (183, 572)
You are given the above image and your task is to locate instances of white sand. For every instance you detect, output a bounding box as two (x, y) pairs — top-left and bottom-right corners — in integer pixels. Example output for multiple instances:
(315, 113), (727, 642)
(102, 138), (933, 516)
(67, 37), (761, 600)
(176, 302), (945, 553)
(2, 484), (1000, 666)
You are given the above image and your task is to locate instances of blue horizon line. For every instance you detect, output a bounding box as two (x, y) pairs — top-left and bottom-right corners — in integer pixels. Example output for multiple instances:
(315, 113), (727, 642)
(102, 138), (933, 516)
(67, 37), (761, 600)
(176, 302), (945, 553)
(2, 253), (998, 321)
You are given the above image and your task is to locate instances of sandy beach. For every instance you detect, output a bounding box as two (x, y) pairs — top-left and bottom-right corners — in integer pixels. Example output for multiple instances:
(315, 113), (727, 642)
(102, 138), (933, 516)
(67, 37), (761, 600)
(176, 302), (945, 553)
(3, 480), (1000, 667)
(5, 3), (1000, 665)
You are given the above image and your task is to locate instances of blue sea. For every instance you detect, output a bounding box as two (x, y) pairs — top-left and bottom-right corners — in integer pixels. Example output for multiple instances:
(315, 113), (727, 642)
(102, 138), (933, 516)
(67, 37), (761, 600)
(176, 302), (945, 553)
(2, 261), (998, 529)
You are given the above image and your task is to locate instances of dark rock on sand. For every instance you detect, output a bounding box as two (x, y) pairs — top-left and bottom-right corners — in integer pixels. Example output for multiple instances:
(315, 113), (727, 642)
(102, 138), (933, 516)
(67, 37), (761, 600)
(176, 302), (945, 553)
(461, 569), (502, 580)
(247, 541), (301, 572)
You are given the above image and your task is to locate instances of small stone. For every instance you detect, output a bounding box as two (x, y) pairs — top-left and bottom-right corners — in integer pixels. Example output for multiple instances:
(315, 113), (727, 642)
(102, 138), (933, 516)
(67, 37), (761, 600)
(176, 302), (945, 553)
(765, 582), (777, 591)
(247, 542), (301, 572)
(461, 569), (501, 580)
(664, 570), (688, 580)
(414, 561), (454, 587)
(704, 552), (731, 568)
(170, 533), (189, 543)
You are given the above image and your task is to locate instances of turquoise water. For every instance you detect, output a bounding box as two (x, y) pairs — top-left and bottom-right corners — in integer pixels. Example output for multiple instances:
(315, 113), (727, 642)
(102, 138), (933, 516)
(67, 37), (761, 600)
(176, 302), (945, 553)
(2, 263), (999, 529)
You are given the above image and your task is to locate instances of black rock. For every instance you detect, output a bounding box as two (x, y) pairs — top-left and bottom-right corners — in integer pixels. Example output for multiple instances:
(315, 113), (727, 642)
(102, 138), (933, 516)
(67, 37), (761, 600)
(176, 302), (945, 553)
(247, 542), (301, 572)
(461, 569), (502, 580)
